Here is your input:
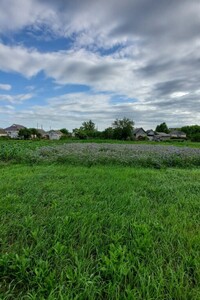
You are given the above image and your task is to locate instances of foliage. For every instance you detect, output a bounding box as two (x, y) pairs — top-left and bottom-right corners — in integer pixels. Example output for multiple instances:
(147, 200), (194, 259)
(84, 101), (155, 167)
(0, 165), (200, 299)
(181, 125), (200, 142)
(155, 122), (170, 133)
(18, 128), (41, 140)
(18, 128), (32, 140)
(101, 127), (114, 139)
(80, 120), (97, 138)
(73, 120), (98, 139)
(60, 128), (69, 135)
(112, 117), (134, 140)
(1, 140), (200, 168)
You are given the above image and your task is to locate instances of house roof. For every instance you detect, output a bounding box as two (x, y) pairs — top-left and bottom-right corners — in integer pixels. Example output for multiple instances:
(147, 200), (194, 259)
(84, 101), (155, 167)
(170, 130), (186, 135)
(155, 132), (170, 136)
(146, 129), (155, 135)
(37, 129), (46, 135)
(47, 130), (63, 135)
(0, 128), (7, 134)
(5, 124), (25, 131)
(133, 128), (146, 134)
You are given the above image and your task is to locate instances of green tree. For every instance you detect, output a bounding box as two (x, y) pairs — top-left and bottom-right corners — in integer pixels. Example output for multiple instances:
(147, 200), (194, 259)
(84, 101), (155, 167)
(79, 120), (97, 138)
(181, 125), (200, 141)
(29, 128), (41, 139)
(155, 122), (169, 133)
(60, 128), (69, 135)
(72, 128), (87, 139)
(112, 117), (134, 140)
(18, 128), (32, 140)
(102, 127), (114, 139)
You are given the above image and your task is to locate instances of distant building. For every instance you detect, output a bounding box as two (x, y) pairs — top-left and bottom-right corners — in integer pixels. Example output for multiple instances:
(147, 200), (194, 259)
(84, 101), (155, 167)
(5, 124), (25, 138)
(0, 128), (8, 137)
(146, 129), (155, 141)
(170, 130), (187, 139)
(154, 132), (171, 141)
(133, 128), (147, 140)
(47, 130), (63, 140)
(37, 129), (48, 139)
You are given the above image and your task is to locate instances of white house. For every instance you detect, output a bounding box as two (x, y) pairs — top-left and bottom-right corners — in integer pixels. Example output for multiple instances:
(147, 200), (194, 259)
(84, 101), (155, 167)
(5, 124), (25, 138)
(47, 130), (63, 140)
(133, 128), (147, 140)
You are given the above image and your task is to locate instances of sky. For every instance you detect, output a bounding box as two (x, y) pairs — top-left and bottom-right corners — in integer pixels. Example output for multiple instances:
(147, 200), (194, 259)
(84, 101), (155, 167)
(0, 0), (200, 131)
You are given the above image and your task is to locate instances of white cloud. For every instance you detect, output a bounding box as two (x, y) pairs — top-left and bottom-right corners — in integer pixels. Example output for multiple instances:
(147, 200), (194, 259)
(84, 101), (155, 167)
(0, 83), (12, 91)
(0, 0), (200, 128)
(0, 93), (33, 104)
(171, 92), (189, 98)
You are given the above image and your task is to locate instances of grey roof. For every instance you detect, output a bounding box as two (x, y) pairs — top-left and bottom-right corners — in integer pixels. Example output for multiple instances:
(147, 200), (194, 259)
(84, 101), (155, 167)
(155, 132), (170, 136)
(146, 129), (155, 135)
(170, 130), (186, 135)
(5, 124), (25, 131)
(37, 129), (47, 135)
(47, 130), (63, 135)
(133, 128), (146, 134)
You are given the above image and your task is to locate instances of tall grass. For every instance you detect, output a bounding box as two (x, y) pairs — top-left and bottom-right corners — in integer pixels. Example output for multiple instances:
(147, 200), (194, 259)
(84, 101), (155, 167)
(0, 141), (200, 168)
(0, 165), (200, 299)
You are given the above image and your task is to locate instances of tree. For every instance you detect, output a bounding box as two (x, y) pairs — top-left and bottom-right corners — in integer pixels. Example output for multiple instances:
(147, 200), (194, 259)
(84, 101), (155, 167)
(155, 122), (169, 133)
(181, 125), (200, 142)
(81, 120), (96, 132)
(18, 128), (32, 140)
(72, 128), (87, 139)
(78, 120), (98, 138)
(102, 127), (114, 139)
(60, 128), (69, 135)
(112, 117), (134, 140)
(29, 128), (41, 139)
(18, 128), (41, 139)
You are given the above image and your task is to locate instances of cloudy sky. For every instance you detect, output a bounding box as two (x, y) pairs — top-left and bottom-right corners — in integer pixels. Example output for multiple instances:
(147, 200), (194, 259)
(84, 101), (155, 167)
(0, 0), (199, 130)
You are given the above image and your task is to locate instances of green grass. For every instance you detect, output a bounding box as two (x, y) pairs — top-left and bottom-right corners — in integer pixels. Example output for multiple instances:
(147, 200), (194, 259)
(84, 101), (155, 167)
(1, 140), (200, 168)
(0, 164), (200, 299)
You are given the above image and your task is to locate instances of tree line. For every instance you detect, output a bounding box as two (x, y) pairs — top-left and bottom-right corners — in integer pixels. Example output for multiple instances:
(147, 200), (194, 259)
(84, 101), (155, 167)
(16, 118), (200, 141)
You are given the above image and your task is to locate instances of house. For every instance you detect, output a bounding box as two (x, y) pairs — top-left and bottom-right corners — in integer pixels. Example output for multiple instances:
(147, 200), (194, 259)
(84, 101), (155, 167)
(5, 124), (25, 138)
(170, 130), (187, 139)
(47, 130), (63, 140)
(146, 129), (155, 141)
(154, 132), (171, 141)
(133, 128), (147, 140)
(0, 128), (8, 137)
(37, 129), (48, 139)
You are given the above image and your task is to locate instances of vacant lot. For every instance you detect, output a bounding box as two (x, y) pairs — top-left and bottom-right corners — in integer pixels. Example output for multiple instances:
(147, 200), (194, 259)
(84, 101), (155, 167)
(1, 161), (200, 299)
(1, 140), (200, 168)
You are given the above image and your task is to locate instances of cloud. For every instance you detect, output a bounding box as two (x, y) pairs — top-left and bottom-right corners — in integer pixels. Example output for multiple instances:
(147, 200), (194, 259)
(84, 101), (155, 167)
(0, 93), (33, 104)
(0, 0), (200, 128)
(0, 83), (12, 91)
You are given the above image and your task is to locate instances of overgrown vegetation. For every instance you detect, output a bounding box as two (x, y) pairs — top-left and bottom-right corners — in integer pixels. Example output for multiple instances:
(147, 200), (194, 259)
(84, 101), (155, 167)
(0, 165), (200, 299)
(181, 125), (200, 142)
(0, 140), (199, 299)
(0, 140), (200, 168)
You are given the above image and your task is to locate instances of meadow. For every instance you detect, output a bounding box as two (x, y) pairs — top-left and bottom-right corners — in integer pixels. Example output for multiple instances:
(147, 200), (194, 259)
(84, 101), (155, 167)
(0, 140), (200, 299)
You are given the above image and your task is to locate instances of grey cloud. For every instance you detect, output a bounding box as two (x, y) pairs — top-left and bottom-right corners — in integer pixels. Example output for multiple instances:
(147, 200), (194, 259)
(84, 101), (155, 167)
(0, 0), (200, 128)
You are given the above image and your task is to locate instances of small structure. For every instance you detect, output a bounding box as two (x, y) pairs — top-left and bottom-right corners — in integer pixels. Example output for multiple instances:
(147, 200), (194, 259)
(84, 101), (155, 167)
(47, 130), (63, 140)
(146, 129), (155, 141)
(170, 130), (187, 139)
(154, 132), (171, 141)
(5, 124), (25, 138)
(37, 129), (48, 139)
(133, 128), (147, 140)
(0, 128), (8, 137)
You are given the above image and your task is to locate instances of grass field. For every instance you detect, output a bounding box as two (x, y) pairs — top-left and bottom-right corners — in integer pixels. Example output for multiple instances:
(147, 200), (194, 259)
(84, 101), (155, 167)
(0, 140), (200, 299)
